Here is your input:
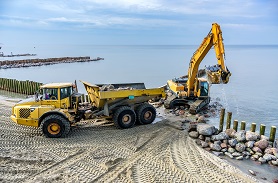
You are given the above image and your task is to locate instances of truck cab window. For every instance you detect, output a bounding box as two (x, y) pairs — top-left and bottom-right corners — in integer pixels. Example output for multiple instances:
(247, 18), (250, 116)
(60, 87), (73, 100)
(43, 88), (58, 100)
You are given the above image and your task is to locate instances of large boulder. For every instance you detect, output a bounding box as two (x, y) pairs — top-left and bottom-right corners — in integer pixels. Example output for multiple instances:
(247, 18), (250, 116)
(210, 143), (222, 151)
(228, 139), (238, 147)
(263, 154), (276, 161)
(245, 131), (258, 141)
(200, 141), (209, 148)
(225, 129), (236, 138)
(252, 146), (262, 153)
(264, 148), (278, 155)
(254, 139), (269, 150)
(245, 141), (255, 148)
(260, 135), (269, 141)
(235, 143), (246, 152)
(211, 132), (229, 141)
(197, 124), (217, 136)
(189, 131), (199, 139)
(234, 130), (246, 142)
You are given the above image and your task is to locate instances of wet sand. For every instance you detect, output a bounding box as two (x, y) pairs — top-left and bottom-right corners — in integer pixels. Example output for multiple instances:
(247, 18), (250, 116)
(0, 97), (270, 183)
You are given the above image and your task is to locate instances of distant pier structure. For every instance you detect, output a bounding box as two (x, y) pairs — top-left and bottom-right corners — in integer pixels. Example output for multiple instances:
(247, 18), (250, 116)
(0, 52), (37, 57)
(0, 56), (104, 69)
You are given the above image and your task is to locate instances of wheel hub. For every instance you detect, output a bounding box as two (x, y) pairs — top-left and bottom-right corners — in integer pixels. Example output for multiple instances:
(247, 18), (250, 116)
(47, 123), (61, 135)
(144, 111), (152, 120)
(122, 114), (131, 124)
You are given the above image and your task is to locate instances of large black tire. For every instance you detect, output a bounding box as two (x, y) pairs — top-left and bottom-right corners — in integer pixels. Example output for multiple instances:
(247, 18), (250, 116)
(136, 103), (156, 125)
(39, 114), (70, 138)
(113, 106), (136, 129)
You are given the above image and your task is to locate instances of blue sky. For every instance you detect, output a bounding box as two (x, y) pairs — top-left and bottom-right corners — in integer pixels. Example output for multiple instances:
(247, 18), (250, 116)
(0, 0), (277, 45)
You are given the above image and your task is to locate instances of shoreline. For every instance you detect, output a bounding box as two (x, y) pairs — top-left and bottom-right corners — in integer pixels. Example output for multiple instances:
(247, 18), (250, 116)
(1, 95), (277, 182)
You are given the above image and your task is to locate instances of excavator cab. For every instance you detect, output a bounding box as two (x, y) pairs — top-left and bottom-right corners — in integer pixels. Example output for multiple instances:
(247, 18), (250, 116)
(196, 78), (209, 97)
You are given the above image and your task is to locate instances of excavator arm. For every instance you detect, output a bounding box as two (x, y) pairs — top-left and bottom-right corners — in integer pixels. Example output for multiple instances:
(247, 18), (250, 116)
(186, 23), (231, 97)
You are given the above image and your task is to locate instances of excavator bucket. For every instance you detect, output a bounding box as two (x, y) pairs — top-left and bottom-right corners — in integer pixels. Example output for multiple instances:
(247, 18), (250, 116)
(206, 65), (230, 84)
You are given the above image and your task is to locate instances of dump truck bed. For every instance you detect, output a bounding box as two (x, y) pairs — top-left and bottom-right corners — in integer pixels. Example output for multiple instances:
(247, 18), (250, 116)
(81, 80), (166, 109)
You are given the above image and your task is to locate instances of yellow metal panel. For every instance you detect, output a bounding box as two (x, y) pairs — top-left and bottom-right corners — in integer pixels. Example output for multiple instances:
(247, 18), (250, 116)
(98, 88), (165, 99)
(10, 115), (39, 127)
(167, 80), (185, 94)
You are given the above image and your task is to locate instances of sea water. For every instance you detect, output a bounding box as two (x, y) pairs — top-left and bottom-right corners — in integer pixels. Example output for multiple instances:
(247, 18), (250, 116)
(1, 44), (278, 133)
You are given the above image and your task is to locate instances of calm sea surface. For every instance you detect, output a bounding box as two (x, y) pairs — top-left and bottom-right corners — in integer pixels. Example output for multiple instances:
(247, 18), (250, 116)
(1, 45), (278, 134)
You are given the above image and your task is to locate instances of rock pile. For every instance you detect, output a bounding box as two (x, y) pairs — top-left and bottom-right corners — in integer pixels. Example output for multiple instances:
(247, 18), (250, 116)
(189, 123), (278, 166)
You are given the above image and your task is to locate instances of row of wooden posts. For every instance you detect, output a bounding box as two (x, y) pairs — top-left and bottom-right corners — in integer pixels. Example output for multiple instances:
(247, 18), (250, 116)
(0, 78), (42, 95)
(219, 108), (276, 142)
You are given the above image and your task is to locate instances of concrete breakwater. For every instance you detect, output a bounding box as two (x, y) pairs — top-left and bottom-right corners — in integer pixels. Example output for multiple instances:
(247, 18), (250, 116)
(0, 56), (104, 69)
(0, 78), (42, 95)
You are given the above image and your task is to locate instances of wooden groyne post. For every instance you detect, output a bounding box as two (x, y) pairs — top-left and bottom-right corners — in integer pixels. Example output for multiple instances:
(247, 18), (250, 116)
(218, 110), (276, 142)
(260, 124), (266, 135)
(233, 120), (238, 131)
(219, 108), (225, 132)
(250, 123), (256, 132)
(240, 121), (246, 130)
(226, 112), (232, 130)
(270, 126), (276, 142)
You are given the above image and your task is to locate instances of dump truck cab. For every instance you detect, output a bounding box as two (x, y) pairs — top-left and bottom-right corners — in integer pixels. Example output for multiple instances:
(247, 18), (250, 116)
(39, 83), (75, 109)
(10, 82), (83, 138)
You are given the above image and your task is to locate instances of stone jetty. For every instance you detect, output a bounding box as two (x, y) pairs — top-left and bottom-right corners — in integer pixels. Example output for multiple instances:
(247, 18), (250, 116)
(0, 56), (104, 69)
(189, 123), (278, 166)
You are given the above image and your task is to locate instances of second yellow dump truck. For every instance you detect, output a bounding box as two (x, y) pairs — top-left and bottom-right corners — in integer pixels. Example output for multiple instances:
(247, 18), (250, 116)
(10, 81), (165, 138)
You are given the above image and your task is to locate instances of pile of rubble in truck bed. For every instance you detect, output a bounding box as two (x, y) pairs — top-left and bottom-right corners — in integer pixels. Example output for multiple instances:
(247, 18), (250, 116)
(100, 84), (135, 91)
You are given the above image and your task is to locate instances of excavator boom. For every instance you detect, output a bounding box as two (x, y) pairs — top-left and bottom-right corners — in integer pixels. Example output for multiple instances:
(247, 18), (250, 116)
(187, 23), (231, 97)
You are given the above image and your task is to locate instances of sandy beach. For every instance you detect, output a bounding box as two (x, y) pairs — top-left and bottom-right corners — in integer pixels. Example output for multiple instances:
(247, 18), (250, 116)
(0, 98), (271, 183)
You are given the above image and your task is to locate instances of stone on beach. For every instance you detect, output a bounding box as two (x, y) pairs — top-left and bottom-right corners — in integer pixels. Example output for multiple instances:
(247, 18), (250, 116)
(258, 157), (266, 163)
(197, 124), (217, 136)
(211, 132), (229, 141)
(228, 139), (238, 147)
(245, 131), (258, 141)
(225, 129), (236, 138)
(263, 154), (276, 161)
(189, 131), (199, 139)
(252, 146), (262, 153)
(235, 143), (246, 152)
(254, 139), (269, 150)
(228, 147), (235, 153)
(224, 152), (234, 159)
(245, 141), (255, 148)
(201, 141), (209, 148)
(210, 143), (222, 151)
(234, 130), (246, 142)
(232, 152), (242, 157)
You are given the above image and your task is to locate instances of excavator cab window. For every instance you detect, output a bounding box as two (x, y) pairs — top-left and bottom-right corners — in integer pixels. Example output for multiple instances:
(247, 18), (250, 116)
(200, 81), (209, 97)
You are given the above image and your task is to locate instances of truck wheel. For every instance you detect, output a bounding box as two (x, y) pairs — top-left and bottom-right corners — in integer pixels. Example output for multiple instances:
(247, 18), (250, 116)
(39, 114), (70, 138)
(136, 103), (156, 125)
(113, 106), (136, 129)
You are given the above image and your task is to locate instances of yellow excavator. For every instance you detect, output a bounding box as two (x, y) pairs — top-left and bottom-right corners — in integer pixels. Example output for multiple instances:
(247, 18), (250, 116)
(165, 23), (231, 114)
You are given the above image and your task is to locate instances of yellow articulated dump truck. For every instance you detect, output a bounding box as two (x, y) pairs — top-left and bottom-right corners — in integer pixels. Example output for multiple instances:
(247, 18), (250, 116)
(10, 81), (166, 138)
